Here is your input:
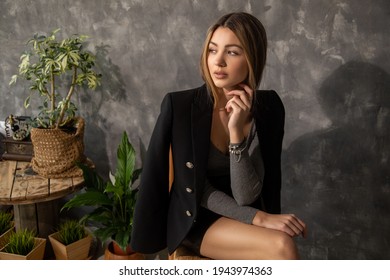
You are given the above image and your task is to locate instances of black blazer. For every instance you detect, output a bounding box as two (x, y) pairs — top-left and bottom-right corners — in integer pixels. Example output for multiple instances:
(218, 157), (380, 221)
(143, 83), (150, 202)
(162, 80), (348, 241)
(131, 84), (285, 254)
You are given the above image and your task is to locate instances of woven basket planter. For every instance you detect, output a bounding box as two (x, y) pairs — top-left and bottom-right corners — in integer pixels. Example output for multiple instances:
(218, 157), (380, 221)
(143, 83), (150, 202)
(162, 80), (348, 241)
(0, 237), (46, 260)
(49, 231), (92, 260)
(30, 118), (86, 178)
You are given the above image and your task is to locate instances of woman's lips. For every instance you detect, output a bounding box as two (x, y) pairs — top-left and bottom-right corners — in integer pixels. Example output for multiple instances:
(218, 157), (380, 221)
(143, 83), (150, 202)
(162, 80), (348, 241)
(214, 72), (228, 79)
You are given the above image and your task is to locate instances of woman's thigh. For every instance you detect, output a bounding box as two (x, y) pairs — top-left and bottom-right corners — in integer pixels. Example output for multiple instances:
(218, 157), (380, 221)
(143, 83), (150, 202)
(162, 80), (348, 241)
(200, 217), (298, 260)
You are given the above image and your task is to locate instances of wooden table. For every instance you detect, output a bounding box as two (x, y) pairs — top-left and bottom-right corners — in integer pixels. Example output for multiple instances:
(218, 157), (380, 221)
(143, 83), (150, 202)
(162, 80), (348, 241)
(0, 160), (84, 257)
(0, 160), (84, 205)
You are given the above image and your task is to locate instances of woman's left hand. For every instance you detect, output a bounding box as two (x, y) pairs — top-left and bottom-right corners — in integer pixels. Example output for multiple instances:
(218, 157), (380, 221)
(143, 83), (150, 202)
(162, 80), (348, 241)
(252, 211), (307, 238)
(225, 84), (253, 142)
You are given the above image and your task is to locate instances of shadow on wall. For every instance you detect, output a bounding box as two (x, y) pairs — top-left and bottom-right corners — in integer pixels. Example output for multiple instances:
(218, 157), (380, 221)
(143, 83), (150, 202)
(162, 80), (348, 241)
(78, 44), (128, 180)
(282, 61), (390, 259)
(59, 44), (130, 222)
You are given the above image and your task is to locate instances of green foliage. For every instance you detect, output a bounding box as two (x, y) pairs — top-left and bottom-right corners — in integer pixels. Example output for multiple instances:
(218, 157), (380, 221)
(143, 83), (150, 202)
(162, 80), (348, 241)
(62, 131), (141, 252)
(4, 229), (36, 256)
(57, 219), (87, 245)
(9, 28), (101, 128)
(0, 211), (13, 235)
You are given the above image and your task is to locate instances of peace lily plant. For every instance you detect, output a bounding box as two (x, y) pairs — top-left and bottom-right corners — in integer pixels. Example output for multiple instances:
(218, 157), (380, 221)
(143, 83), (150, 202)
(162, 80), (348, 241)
(62, 131), (142, 254)
(9, 28), (101, 129)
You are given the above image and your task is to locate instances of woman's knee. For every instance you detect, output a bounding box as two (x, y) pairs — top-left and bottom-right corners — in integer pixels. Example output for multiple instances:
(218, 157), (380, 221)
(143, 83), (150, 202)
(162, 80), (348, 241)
(271, 233), (299, 260)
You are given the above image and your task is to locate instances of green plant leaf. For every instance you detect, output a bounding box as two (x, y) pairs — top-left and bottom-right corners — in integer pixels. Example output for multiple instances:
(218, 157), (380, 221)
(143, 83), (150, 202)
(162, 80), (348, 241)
(93, 227), (116, 244)
(76, 162), (106, 192)
(24, 95), (31, 109)
(114, 231), (131, 251)
(58, 53), (68, 70)
(116, 131), (135, 190)
(57, 219), (87, 245)
(61, 191), (112, 210)
(5, 229), (36, 255)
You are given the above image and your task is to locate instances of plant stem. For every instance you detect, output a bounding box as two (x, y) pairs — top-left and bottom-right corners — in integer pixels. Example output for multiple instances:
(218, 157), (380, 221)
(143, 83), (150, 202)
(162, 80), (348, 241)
(50, 71), (56, 112)
(56, 66), (77, 128)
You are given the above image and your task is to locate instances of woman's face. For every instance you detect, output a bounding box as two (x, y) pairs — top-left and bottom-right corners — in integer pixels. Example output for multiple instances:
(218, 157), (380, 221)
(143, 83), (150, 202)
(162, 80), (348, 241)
(207, 27), (249, 93)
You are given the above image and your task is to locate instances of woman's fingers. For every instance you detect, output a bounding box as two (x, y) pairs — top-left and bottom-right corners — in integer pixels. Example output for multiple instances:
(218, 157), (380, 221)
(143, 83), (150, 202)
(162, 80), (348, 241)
(226, 96), (247, 112)
(227, 84), (253, 109)
(283, 214), (307, 238)
(239, 83), (254, 103)
(255, 211), (307, 238)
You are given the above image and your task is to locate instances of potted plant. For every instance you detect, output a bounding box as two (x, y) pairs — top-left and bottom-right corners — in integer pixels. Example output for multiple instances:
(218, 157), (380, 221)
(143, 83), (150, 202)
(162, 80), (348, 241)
(48, 219), (92, 260)
(61, 131), (144, 260)
(0, 229), (46, 260)
(0, 211), (14, 250)
(9, 28), (101, 178)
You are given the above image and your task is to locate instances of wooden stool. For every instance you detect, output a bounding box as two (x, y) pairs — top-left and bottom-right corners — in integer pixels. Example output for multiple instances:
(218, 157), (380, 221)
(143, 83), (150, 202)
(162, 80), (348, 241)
(169, 245), (210, 260)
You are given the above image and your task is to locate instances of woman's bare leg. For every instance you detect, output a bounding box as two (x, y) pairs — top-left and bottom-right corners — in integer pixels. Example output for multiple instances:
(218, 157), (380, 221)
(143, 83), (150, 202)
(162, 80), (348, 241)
(200, 217), (299, 260)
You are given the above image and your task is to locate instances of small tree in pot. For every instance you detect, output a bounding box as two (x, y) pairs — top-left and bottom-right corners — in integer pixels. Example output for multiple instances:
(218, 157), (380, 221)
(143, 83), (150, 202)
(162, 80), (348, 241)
(10, 28), (100, 128)
(9, 29), (101, 178)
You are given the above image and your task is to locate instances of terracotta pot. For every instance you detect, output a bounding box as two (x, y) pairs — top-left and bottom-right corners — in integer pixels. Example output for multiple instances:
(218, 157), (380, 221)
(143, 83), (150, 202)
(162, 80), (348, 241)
(104, 242), (144, 260)
(112, 240), (134, 255)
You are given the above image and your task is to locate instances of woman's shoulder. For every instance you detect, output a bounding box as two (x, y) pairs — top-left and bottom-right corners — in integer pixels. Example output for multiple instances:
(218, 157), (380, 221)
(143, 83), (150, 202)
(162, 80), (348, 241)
(255, 89), (284, 111)
(165, 84), (210, 107)
(167, 84), (207, 98)
(255, 89), (282, 104)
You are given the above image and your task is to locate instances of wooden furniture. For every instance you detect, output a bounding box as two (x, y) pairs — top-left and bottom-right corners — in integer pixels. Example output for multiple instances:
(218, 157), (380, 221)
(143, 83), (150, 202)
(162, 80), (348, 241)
(0, 160), (84, 258)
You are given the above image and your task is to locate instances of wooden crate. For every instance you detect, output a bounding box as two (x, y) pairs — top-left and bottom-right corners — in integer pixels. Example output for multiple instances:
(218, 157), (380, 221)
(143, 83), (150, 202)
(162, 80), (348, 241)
(0, 225), (15, 250)
(49, 232), (92, 260)
(0, 237), (46, 260)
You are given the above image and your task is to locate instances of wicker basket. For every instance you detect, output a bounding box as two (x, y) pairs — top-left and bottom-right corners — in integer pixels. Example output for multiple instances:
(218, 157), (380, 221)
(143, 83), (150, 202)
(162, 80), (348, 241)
(30, 118), (86, 178)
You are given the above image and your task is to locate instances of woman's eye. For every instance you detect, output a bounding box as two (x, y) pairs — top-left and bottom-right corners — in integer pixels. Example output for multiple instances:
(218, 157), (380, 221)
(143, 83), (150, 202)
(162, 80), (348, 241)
(208, 48), (217, 54)
(228, 50), (239, 56)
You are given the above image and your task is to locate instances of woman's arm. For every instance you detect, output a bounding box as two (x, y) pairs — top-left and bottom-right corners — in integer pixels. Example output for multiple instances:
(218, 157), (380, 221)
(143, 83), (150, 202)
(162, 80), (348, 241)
(201, 178), (258, 224)
(201, 136), (263, 222)
(224, 84), (264, 205)
(202, 178), (306, 238)
(230, 130), (264, 205)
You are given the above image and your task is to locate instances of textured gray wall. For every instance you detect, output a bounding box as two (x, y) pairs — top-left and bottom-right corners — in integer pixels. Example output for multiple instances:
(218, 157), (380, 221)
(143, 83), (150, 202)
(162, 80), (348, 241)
(0, 0), (389, 259)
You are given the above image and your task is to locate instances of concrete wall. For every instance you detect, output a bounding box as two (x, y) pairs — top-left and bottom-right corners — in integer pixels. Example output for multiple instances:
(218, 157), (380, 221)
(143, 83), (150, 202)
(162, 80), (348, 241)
(0, 0), (389, 259)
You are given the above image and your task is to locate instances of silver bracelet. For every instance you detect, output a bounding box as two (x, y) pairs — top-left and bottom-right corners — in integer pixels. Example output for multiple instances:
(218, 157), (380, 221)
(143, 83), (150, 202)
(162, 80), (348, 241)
(228, 138), (247, 162)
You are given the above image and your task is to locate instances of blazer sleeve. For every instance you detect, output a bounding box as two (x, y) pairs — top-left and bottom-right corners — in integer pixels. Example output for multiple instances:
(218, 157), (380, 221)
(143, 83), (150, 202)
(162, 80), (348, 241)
(130, 93), (172, 254)
(256, 90), (285, 214)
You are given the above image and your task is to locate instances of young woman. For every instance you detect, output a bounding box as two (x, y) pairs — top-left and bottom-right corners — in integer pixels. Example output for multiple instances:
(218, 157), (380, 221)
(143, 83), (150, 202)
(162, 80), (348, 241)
(131, 12), (306, 259)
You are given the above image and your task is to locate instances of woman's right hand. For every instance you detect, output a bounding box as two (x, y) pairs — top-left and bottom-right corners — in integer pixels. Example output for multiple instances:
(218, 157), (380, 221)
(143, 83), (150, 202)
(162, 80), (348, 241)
(225, 84), (253, 143)
(252, 211), (307, 238)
